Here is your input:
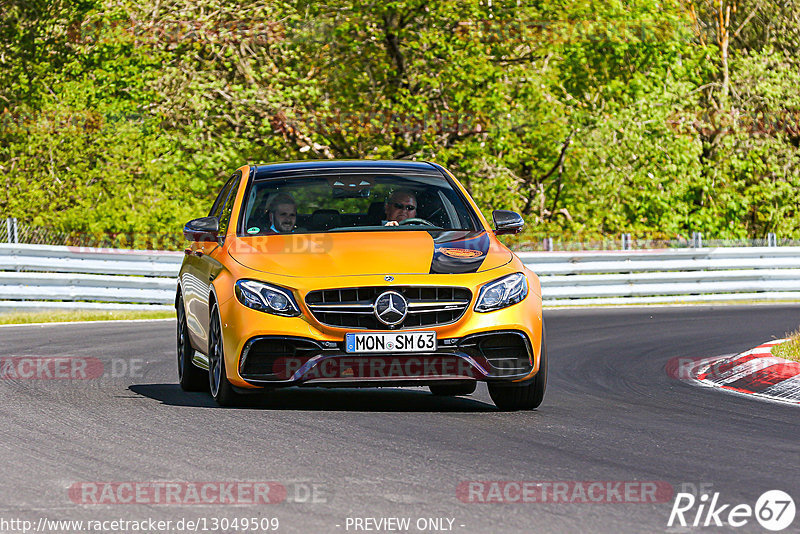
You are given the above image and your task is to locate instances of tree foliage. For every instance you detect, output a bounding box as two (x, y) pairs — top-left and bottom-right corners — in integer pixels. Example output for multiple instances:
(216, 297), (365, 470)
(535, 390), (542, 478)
(1, 0), (798, 241)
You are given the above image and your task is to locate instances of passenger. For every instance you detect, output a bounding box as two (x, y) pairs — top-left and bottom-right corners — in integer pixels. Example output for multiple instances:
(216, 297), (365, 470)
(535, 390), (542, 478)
(266, 193), (297, 233)
(383, 190), (417, 226)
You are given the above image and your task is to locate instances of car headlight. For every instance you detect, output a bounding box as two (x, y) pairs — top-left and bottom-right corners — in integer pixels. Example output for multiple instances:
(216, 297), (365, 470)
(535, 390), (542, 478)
(474, 273), (528, 312)
(235, 280), (301, 317)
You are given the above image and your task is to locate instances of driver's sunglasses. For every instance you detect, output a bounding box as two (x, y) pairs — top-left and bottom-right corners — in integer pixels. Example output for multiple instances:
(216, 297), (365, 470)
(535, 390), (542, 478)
(392, 202), (416, 211)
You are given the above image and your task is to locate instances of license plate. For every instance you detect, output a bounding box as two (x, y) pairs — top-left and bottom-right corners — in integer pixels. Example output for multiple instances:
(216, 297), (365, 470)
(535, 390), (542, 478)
(345, 331), (437, 353)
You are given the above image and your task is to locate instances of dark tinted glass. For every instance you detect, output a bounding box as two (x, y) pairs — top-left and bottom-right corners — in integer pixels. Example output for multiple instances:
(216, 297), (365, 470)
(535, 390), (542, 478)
(218, 173), (242, 235)
(239, 173), (479, 235)
(209, 175), (236, 219)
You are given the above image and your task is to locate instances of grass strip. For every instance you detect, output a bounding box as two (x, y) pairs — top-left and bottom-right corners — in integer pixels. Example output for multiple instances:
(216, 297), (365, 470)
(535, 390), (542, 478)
(0, 309), (174, 325)
(772, 329), (800, 363)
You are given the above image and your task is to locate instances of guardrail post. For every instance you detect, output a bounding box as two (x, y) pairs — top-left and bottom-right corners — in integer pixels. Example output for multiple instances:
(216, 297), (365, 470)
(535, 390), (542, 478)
(5, 218), (11, 244)
(767, 233), (777, 247)
(543, 237), (553, 251)
(692, 232), (703, 248)
(621, 233), (632, 250)
(12, 218), (18, 244)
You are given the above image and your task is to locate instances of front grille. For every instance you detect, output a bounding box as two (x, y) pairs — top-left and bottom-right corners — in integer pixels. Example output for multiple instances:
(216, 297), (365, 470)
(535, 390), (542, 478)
(305, 286), (472, 330)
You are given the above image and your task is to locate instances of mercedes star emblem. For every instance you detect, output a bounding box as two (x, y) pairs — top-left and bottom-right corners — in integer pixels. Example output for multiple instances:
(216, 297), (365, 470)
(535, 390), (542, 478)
(385, 275), (394, 282)
(374, 290), (407, 326)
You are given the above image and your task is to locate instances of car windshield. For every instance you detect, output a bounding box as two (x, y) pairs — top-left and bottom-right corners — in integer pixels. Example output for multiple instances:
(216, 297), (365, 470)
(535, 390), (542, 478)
(238, 172), (480, 235)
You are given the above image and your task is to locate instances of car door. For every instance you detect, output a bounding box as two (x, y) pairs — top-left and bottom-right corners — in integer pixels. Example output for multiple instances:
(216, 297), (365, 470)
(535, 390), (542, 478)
(184, 172), (240, 352)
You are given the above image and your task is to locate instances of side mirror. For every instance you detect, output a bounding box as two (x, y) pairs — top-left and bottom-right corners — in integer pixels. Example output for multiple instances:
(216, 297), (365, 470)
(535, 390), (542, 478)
(183, 216), (219, 242)
(492, 210), (524, 235)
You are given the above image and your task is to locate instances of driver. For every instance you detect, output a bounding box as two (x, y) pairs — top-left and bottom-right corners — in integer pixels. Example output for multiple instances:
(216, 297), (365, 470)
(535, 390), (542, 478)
(266, 192), (297, 233)
(383, 190), (417, 226)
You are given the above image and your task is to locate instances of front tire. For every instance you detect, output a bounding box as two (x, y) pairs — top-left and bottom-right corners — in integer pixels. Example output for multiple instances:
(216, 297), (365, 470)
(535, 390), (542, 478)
(488, 325), (547, 411)
(177, 296), (208, 391)
(208, 303), (242, 406)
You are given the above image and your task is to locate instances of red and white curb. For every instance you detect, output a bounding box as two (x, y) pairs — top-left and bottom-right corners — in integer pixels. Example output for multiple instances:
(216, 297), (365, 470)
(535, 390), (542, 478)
(666, 340), (800, 405)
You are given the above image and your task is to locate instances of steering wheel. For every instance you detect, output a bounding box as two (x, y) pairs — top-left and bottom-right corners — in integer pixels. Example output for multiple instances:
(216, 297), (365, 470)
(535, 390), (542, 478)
(399, 217), (437, 227)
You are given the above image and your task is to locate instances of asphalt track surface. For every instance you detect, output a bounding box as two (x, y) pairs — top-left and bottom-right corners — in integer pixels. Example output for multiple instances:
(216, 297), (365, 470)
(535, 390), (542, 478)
(1, 305), (799, 534)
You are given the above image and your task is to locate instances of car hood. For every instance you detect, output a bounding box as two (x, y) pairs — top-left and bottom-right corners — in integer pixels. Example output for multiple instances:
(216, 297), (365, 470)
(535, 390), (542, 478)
(228, 230), (512, 277)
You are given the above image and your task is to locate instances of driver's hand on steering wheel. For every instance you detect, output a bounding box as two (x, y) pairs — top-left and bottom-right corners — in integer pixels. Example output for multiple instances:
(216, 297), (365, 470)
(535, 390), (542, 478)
(384, 221), (399, 226)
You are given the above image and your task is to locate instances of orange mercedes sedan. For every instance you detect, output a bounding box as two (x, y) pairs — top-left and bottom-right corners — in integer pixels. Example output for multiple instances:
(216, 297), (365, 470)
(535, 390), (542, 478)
(176, 160), (546, 410)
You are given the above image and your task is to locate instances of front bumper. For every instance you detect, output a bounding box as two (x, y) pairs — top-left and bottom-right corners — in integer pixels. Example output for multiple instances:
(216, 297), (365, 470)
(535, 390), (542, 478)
(236, 330), (535, 387)
(216, 273), (543, 389)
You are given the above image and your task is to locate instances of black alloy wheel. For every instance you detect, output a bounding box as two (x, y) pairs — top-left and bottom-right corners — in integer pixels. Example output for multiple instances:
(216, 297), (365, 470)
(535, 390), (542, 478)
(177, 296), (208, 391)
(208, 303), (242, 406)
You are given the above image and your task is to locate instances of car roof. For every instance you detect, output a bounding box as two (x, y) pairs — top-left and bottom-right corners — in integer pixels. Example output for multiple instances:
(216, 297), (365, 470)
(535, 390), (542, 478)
(253, 160), (444, 180)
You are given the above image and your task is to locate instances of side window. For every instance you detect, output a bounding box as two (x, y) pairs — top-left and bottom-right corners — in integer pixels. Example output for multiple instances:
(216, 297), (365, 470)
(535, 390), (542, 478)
(218, 172), (242, 235)
(209, 176), (235, 219)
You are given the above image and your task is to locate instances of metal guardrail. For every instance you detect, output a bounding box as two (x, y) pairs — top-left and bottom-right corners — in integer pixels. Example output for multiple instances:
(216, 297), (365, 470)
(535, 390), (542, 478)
(518, 248), (800, 305)
(0, 244), (182, 276)
(0, 244), (182, 311)
(1, 243), (799, 311)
